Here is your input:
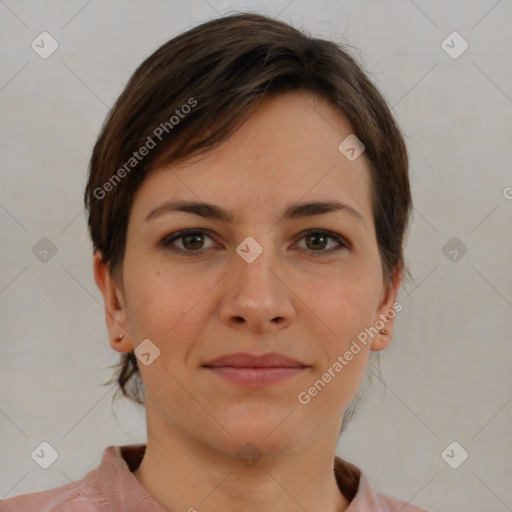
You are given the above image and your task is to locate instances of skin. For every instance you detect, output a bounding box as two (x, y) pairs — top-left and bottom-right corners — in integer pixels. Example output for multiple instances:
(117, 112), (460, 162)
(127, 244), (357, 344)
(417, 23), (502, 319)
(94, 90), (402, 512)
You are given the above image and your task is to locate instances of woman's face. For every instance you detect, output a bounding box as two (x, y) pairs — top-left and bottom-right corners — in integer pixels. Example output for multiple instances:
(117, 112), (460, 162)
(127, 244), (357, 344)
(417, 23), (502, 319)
(96, 91), (401, 457)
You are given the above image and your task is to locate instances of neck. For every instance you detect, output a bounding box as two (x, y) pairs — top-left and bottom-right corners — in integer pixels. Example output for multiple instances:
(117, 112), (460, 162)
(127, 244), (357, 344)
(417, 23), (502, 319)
(132, 428), (350, 512)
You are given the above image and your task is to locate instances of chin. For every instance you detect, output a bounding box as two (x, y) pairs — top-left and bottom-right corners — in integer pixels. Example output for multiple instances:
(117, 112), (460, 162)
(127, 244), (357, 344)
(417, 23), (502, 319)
(217, 408), (302, 451)
(215, 432), (301, 464)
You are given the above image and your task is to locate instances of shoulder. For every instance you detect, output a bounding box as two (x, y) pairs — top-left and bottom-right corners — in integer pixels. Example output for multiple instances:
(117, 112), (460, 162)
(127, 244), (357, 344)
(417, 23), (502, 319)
(0, 480), (103, 512)
(334, 456), (434, 512)
(0, 446), (117, 512)
(371, 490), (433, 512)
(353, 472), (435, 511)
(0, 444), (147, 512)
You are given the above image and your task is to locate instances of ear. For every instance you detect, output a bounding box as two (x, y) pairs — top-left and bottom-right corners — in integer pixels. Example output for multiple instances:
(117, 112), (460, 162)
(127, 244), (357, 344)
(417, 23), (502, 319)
(370, 264), (403, 352)
(93, 251), (133, 353)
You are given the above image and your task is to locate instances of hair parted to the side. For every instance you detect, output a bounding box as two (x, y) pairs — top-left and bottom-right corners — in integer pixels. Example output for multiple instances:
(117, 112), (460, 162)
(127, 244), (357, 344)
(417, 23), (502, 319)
(85, 12), (412, 423)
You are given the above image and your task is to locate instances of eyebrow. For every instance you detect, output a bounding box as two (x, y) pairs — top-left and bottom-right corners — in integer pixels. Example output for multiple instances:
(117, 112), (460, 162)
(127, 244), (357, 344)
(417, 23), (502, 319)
(144, 199), (366, 227)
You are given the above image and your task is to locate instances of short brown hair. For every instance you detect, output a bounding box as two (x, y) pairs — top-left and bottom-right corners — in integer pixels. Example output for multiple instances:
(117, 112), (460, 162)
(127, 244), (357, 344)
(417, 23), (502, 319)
(84, 12), (412, 408)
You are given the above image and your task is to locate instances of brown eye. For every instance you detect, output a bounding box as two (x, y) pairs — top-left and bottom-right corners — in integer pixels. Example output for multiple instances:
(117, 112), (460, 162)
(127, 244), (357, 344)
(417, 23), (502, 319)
(296, 230), (349, 256)
(162, 228), (348, 257)
(163, 229), (216, 255)
(181, 232), (205, 250)
(305, 233), (329, 250)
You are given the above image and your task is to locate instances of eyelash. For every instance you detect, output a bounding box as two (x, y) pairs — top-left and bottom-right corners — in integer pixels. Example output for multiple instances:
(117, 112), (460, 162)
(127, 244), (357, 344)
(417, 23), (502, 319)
(161, 229), (350, 257)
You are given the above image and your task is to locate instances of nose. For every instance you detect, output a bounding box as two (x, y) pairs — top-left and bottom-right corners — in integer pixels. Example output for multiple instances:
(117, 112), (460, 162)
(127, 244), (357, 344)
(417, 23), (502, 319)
(219, 241), (295, 334)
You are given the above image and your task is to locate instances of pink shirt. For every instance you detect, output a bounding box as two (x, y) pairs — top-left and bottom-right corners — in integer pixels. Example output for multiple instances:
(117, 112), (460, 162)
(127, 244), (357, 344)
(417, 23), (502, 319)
(0, 444), (431, 511)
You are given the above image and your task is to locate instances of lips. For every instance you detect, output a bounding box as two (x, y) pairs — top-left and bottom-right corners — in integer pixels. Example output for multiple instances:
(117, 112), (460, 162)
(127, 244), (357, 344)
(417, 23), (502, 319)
(202, 352), (308, 368)
(202, 352), (308, 386)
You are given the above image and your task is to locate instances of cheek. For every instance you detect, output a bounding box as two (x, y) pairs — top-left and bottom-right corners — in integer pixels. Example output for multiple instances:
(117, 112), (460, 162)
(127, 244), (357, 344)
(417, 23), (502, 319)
(309, 272), (379, 397)
(317, 273), (379, 338)
(297, 335), (371, 417)
(123, 259), (213, 342)
(300, 282), (374, 413)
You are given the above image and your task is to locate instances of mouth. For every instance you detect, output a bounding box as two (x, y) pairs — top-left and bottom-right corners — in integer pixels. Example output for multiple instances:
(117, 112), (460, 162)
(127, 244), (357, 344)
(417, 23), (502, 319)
(202, 352), (309, 386)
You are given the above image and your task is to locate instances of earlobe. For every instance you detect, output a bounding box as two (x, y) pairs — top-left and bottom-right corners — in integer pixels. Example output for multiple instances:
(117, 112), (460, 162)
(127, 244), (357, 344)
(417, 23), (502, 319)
(93, 251), (133, 353)
(371, 329), (391, 351)
(370, 264), (403, 352)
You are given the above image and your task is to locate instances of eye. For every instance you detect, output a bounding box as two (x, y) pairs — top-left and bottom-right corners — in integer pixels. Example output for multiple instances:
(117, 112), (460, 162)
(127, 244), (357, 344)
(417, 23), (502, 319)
(162, 229), (217, 255)
(161, 229), (349, 256)
(295, 229), (349, 257)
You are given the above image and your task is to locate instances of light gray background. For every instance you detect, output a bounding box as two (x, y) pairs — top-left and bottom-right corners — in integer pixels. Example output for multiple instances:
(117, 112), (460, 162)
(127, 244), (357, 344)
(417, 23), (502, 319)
(1, 1), (511, 511)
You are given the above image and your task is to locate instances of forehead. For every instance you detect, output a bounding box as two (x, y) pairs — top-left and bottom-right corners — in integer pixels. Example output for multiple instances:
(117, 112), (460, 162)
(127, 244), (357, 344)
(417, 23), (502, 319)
(131, 91), (374, 228)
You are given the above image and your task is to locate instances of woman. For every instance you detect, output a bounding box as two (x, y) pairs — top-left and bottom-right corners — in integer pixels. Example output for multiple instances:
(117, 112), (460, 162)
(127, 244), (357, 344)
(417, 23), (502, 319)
(1, 12), (431, 512)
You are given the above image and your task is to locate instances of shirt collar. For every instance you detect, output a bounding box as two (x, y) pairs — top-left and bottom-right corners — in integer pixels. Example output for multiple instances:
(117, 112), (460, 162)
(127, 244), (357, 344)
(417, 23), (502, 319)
(90, 443), (387, 511)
